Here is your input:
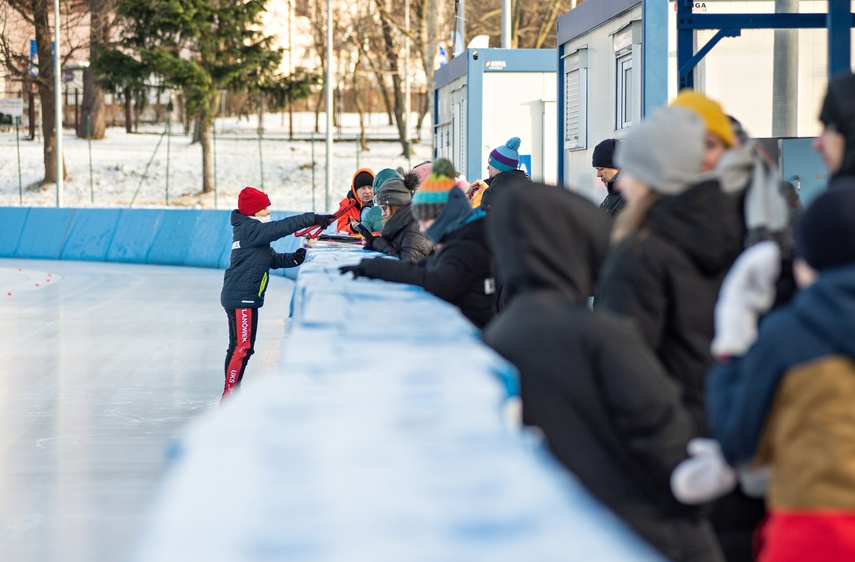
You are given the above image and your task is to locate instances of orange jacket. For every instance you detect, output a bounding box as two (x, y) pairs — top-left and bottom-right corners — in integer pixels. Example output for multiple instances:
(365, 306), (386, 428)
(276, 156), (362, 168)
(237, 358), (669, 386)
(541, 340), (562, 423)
(336, 168), (375, 234)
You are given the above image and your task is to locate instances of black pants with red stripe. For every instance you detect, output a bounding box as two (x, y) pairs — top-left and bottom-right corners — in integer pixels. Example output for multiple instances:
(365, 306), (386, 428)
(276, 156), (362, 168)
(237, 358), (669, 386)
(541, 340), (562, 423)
(223, 307), (259, 400)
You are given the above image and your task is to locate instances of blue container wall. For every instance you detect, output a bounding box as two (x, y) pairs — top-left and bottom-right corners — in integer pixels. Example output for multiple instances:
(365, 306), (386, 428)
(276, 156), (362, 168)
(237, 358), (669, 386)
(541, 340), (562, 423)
(0, 208), (308, 280)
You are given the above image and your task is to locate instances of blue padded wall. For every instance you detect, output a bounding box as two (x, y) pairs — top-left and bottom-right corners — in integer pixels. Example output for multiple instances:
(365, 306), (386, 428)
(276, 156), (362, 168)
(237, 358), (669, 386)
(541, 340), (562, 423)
(61, 209), (122, 261)
(15, 208), (75, 259)
(1, 207), (313, 279)
(0, 208), (30, 256)
(107, 209), (165, 263)
(186, 210), (232, 269)
(147, 210), (203, 266)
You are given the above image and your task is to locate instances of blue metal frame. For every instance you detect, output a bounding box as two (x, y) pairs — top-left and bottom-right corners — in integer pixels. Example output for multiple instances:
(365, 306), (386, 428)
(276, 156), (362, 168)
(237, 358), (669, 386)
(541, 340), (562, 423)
(677, 0), (854, 88)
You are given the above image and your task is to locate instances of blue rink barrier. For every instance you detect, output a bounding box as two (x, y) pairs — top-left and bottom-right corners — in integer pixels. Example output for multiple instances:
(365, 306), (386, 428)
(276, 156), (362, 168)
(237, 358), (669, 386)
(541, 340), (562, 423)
(0, 207), (310, 279)
(131, 246), (667, 562)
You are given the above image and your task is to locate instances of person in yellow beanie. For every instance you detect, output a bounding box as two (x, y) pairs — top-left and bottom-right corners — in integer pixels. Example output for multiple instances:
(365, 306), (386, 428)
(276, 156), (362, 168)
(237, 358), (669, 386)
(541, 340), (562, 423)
(671, 90), (736, 173)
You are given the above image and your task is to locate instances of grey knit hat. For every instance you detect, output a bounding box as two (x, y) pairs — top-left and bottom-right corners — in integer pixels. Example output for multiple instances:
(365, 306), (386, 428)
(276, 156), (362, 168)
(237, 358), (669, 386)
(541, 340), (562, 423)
(615, 106), (706, 195)
(374, 178), (412, 207)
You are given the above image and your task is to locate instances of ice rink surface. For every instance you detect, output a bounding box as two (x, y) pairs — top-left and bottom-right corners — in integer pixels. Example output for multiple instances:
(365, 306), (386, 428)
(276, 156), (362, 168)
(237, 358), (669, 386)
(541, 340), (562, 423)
(0, 259), (294, 562)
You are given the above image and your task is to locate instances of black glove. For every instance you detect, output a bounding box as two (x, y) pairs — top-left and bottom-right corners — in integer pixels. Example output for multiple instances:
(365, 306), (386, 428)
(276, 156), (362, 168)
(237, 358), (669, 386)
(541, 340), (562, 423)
(293, 247), (307, 265)
(338, 264), (362, 278)
(314, 214), (336, 229)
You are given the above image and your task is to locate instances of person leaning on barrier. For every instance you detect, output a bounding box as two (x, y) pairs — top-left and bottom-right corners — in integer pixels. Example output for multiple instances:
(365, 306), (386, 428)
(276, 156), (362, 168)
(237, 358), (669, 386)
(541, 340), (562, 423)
(482, 181), (724, 562)
(339, 158), (495, 329)
(356, 175), (434, 264)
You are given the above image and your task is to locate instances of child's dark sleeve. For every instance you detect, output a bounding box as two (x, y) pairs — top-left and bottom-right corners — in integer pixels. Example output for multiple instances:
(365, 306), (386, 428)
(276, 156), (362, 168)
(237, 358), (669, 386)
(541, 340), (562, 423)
(270, 251), (300, 269)
(242, 212), (317, 247)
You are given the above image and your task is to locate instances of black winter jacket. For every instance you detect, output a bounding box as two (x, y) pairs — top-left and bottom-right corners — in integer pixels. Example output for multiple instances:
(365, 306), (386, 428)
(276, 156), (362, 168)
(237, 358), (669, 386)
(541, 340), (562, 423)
(599, 174), (625, 217)
(479, 169), (531, 212)
(483, 182), (723, 562)
(349, 218), (495, 328)
(367, 203), (434, 263)
(220, 210), (315, 309)
(595, 180), (744, 434)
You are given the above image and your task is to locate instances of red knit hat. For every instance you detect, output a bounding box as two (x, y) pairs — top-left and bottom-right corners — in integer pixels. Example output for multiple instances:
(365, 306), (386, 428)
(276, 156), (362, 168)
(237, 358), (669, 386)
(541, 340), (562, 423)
(238, 186), (271, 216)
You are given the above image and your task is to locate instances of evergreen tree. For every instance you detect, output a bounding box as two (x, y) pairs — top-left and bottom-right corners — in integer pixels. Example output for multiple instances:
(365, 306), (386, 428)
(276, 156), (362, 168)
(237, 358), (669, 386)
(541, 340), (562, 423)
(95, 0), (316, 194)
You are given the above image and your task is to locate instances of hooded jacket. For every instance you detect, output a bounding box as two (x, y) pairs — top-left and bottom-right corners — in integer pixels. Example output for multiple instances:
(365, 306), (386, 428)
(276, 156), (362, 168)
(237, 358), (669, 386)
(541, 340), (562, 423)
(595, 180), (744, 434)
(367, 203), (435, 263)
(479, 169), (531, 212)
(483, 182), (723, 562)
(336, 168), (375, 234)
(220, 210), (316, 309)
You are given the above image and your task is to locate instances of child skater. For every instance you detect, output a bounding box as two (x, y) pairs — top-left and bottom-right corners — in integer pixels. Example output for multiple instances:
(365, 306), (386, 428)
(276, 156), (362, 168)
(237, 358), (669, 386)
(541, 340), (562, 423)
(219, 186), (335, 402)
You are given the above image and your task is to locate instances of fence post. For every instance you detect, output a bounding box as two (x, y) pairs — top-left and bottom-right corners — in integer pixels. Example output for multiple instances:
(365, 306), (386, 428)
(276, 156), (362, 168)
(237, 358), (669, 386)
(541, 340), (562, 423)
(16, 116), (23, 205)
(213, 119), (218, 209)
(258, 126), (265, 189)
(165, 113), (171, 206)
(311, 131), (316, 211)
(87, 115), (93, 204)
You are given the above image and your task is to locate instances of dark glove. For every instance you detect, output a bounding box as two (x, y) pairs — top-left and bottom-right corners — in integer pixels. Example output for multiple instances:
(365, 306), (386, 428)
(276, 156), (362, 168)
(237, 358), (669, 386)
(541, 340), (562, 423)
(293, 247), (307, 265)
(314, 213), (336, 229)
(338, 264), (362, 278)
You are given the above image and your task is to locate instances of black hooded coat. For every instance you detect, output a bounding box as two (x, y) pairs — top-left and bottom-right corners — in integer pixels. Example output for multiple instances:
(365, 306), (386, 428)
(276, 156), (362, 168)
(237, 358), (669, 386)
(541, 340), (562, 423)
(479, 169), (531, 212)
(595, 180), (744, 434)
(482, 183), (723, 562)
(819, 72), (855, 180)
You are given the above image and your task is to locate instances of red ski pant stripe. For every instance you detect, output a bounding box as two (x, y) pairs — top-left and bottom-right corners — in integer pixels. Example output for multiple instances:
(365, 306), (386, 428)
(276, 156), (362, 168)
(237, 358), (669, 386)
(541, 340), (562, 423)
(224, 308), (256, 394)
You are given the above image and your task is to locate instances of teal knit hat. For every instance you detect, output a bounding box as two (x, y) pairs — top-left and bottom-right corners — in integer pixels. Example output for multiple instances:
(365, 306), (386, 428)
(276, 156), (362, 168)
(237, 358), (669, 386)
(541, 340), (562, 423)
(372, 168), (402, 190)
(488, 137), (521, 172)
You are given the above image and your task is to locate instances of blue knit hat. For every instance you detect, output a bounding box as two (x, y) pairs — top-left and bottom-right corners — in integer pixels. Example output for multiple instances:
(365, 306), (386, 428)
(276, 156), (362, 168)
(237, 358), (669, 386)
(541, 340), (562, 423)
(488, 137), (521, 172)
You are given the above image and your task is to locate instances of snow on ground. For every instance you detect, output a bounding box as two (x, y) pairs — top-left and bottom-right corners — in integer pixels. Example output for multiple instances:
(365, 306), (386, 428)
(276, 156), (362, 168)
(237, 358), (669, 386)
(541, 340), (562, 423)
(0, 112), (435, 212)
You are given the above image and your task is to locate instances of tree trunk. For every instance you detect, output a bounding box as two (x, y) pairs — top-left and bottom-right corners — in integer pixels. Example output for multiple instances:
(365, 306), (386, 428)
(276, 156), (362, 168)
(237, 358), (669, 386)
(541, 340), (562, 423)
(33, 0), (65, 184)
(200, 113), (214, 193)
(313, 85), (324, 133)
(352, 60), (369, 151)
(378, 4), (410, 157)
(359, 43), (395, 126)
(78, 0), (109, 139)
(123, 86), (132, 133)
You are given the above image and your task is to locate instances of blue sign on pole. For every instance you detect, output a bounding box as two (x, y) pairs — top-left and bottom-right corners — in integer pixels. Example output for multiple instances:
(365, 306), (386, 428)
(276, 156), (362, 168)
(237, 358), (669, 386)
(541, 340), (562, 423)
(30, 39), (37, 76)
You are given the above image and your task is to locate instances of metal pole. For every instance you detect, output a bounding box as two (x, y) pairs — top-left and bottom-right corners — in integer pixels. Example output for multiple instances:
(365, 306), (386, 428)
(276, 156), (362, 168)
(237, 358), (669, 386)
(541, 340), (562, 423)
(772, 0), (799, 137)
(16, 117), (23, 205)
(356, 134), (360, 169)
(54, 0), (63, 206)
(325, 0), (333, 212)
(501, 0), (511, 48)
(456, 0), (465, 55)
(212, 119), (218, 209)
(311, 131), (316, 211)
(404, 0), (411, 167)
(258, 122), (265, 189)
(87, 115), (93, 204)
(166, 113), (171, 205)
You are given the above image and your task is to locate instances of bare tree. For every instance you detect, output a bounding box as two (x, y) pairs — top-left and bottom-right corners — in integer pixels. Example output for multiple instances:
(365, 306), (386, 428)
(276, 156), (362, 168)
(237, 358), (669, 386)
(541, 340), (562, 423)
(465, 0), (575, 49)
(0, 0), (86, 185)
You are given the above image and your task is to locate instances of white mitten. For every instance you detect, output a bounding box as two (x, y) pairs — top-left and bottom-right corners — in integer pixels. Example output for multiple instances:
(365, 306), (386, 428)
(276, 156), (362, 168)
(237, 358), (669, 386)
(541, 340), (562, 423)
(711, 241), (781, 358)
(670, 438), (738, 504)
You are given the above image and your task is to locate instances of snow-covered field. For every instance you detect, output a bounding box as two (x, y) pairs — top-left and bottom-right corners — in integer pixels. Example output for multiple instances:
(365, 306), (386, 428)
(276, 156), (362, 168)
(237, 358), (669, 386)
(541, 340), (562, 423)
(0, 112), (434, 212)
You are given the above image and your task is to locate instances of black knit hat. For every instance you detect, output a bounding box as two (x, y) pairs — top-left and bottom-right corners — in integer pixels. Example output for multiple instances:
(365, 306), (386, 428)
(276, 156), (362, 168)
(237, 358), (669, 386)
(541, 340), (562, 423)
(795, 178), (855, 270)
(592, 139), (619, 169)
